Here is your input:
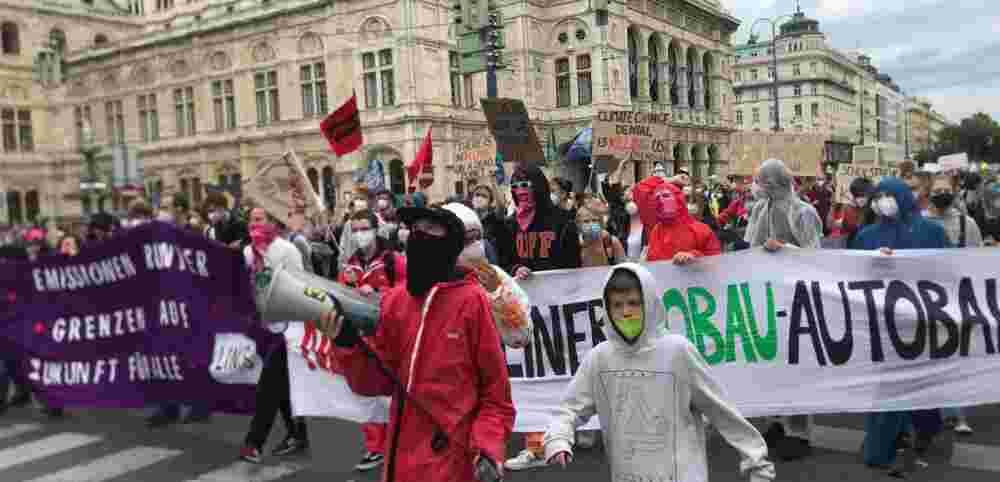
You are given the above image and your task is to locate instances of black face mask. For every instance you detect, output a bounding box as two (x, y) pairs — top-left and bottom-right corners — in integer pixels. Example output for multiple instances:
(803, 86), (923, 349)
(931, 193), (955, 209)
(405, 231), (457, 297)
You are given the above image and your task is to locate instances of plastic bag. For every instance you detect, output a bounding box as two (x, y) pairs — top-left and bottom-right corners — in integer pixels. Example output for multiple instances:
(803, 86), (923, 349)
(476, 264), (532, 349)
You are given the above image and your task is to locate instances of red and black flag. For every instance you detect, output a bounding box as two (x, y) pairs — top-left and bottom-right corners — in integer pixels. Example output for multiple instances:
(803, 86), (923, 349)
(321, 92), (363, 156)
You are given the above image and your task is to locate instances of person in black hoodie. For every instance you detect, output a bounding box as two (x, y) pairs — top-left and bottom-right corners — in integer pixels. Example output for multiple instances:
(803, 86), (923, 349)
(498, 165), (582, 279)
(499, 164), (581, 472)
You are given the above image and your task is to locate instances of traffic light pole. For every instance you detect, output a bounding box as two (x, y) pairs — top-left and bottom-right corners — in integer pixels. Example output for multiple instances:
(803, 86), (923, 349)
(485, 11), (500, 99)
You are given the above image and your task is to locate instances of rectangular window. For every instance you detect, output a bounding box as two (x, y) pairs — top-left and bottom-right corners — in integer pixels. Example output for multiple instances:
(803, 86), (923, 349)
(812, 102), (819, 117)
(768, 68), (774, 79)
(301, 62), (328, 118)
(735, 93), (742, 103)
(156, 0), (174, 11)
(174, 86), (196, 136)
(363, 50), (395, 108)
(752, 107), (760, 124)
(212, 79), (237, 131)
(463, 74), (475, 108)
(137, 93), (159, 142)
(735, 71), (741, 82)
(810, 62), (817, 73)
(811, 83), (818, 96)
(751, 69), (758, 81)
(794, 84), (802, 97)
(794, 104), (803, 117)
(555, 58), (571, 107)
(577, 54), (592, 106)
(768, 105), (775, 121)
(752, 89), (759, 101)
(793, 63), (800, 76)
(105, 100), (124, 144)
(255, 71), (279, 126)
(449, 52), (462, 107)
(736, 110), (743, 125)
(1, 108), (15, 152)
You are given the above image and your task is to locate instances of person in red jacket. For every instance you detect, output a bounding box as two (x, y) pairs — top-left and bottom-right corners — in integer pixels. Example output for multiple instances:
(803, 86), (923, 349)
(320, 206), (515, 482)
(633, 175), (721, 264)
(337, 209), (407, 472)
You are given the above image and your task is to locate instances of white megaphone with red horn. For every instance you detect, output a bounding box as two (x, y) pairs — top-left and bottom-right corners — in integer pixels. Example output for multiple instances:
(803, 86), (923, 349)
(253, 265), (380, 335)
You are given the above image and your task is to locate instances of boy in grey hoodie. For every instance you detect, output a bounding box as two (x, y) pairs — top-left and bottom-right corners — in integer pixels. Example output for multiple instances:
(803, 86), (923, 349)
(543, 263), (774, 482)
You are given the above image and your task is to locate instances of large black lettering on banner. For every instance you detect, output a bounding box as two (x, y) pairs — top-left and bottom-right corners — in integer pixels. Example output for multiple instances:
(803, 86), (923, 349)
(506, 299), (606, 379)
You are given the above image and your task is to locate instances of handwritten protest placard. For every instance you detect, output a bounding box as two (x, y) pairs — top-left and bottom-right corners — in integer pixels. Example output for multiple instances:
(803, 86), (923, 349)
(730, 132), (825, 176)
(592, 110), (672, 163)
(481, 98), (545, 165)
(834, 163), (899, 204)
(938, 152), (969, 171)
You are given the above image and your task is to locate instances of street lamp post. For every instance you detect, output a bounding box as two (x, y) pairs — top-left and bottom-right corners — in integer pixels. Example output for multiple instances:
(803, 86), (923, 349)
(751, 15), (795, 133)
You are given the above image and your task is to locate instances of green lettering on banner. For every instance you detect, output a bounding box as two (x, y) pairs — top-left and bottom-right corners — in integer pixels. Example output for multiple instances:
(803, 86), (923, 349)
(687, 287), (725, 365)
(661, 288), (691, 335)
(743, 282), (778, 361)
(724, 284), (757, 363)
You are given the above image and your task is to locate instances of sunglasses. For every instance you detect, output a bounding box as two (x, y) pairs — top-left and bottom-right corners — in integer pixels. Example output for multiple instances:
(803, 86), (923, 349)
(511, 181), (532, 190)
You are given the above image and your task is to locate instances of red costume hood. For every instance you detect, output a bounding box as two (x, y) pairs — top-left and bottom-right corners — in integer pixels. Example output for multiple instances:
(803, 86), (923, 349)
(633, 175), (693, 227)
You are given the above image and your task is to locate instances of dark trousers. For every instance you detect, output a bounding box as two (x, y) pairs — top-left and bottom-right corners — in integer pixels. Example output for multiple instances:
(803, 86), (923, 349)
(244, 343), (307, 449)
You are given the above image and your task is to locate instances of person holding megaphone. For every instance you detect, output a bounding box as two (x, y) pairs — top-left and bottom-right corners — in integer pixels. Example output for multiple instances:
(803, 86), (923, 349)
(317, 206), (515, 482)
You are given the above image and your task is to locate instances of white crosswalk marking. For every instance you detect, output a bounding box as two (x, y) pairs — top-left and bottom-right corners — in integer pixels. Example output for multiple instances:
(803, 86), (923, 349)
(186, 461), (307, 481)
(0, 423), (43, 442)
(23, 446), (183, 482)
(0, 433), (103, 472)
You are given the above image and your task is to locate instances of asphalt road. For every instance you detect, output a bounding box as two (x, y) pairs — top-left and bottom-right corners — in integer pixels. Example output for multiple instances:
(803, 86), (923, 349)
(1, 403), (999, 481)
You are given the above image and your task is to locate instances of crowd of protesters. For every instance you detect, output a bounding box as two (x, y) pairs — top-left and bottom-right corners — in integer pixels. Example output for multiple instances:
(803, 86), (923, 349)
(2, 157), (1000, 481)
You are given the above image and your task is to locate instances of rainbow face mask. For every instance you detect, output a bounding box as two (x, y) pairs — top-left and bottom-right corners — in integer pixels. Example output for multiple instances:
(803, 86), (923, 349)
(612, 309), (644, 343)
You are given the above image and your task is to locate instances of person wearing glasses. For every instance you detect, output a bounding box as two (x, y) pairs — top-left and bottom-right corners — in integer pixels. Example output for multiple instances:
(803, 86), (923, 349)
(497, 164), (582, 472)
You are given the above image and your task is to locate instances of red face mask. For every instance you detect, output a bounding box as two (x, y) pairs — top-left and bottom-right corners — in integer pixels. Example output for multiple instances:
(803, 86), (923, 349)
(249, 222), (278, 253)
(654, 189), (679, 223)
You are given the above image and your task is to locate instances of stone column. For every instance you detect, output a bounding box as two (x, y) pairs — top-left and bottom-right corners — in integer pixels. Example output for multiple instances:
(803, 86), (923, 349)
(637, 29), (651, 104)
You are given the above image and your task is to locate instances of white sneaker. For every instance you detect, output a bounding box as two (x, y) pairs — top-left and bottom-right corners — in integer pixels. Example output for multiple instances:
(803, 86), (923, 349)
(576, 430), (597, 449)
(954, 422), (973, 434)
(504, 449), (546, 471)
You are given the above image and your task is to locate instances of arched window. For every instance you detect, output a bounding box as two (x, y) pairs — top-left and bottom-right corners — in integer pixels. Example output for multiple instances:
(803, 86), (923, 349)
(321, 166), (335, 209)
(94, 34), (108, 47)
(627, 27), (638, 99)
(49, 29), (66, 55)
(389, 158), (405, 195)
(1, 22), (18, 55)
(25, 190), (39, 222)
(306, 167), (320, 195)
(648, 37), (659, 102)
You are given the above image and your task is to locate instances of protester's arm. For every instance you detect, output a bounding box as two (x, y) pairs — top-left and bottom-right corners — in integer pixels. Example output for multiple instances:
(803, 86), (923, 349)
(684, 341), (774, 481)
(543, 349), (598, 463)
(331, 298), (396, 397)
(696, 228), (722, 257)
(796, 206), (824, 249)
(967, 216), (985, 248)
(469, 295), (516, 467)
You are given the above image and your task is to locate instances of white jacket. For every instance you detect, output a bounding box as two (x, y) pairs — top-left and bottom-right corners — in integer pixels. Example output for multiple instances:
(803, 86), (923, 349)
(543, 263), (774, 482)
(243, 236), (304, 272)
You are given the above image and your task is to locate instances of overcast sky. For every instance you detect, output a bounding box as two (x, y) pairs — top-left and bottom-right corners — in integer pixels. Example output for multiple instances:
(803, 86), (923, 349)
(720, 0), (1000, 124)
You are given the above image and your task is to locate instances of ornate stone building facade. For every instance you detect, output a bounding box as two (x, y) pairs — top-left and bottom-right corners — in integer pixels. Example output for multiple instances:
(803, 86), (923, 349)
(1, 0), (738, 224)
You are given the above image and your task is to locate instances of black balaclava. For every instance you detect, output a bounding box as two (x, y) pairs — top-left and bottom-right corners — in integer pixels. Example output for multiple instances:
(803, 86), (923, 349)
(405, 209), (466, 297)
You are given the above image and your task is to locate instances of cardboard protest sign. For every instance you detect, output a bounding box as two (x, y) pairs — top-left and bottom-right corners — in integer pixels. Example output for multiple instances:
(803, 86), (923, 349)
(243, 151), (324, 230)
(481, 98), (545, 166)
(834, 164), (899, 204)
(730, 132), (825, 177)
(592, 110), (671, 163)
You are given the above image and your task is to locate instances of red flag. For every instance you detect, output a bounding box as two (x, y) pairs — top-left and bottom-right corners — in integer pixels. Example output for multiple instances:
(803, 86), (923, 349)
(320, 93), (363, 156)
(408, 127), (433, 187)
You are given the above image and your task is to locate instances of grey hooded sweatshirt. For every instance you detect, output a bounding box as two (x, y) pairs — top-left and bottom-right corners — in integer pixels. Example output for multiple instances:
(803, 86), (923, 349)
(543, 263), (775, 482)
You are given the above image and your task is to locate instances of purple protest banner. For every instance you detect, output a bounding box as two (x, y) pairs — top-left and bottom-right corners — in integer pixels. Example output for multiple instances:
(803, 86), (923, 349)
(0, 222), (279, 413)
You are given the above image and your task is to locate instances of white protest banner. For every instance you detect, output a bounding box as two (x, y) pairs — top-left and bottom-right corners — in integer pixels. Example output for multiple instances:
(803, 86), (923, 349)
(938, 152), (969, 171)
(289, 249), (1000, 432)
(286, 322), (390, 423)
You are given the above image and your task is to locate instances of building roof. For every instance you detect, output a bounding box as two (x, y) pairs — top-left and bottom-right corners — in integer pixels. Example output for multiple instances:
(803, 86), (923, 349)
(779, 10), (821, 37)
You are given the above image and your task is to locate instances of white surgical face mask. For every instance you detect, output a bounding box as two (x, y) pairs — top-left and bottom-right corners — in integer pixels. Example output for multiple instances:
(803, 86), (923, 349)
(354, 229), (376, 250)
(550, 194), (561, 205)
(398, 228), (410, 244)
(875, 196), (899, 218)
(377, 199), (390, 210)
(687, 203), (699, 215)
(458, 240), (486, 266)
